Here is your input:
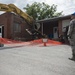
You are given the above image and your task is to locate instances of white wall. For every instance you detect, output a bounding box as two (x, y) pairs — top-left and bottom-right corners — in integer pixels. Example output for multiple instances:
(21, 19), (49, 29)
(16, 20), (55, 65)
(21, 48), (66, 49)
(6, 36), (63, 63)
(62, 19), (70, 32)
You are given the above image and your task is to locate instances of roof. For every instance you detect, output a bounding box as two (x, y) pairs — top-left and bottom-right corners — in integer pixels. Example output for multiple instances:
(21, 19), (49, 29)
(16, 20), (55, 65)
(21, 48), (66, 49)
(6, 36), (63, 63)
(36, 15), (71, 23)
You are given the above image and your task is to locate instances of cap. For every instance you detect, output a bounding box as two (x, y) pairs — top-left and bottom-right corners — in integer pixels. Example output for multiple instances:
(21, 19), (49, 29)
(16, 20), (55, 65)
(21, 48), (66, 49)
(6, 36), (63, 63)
(72, 12), (75, 16)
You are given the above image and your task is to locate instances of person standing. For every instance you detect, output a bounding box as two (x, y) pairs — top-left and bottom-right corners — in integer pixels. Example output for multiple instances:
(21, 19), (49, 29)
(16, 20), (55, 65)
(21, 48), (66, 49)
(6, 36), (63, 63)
(68, 12), (75, 61)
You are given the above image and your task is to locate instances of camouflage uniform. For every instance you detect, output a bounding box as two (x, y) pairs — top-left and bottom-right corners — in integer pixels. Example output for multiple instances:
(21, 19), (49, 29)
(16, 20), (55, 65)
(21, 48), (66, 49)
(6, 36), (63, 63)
(68, 19), (75, 60)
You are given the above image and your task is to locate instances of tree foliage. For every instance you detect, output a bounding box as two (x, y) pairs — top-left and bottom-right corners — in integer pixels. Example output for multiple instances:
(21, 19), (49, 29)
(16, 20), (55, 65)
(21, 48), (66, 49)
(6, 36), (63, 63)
(24, 2), (62, 20)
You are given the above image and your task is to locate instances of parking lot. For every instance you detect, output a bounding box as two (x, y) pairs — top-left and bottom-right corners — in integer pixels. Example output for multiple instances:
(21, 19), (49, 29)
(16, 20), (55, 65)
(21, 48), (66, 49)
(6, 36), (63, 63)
(0, 44), (75, 75)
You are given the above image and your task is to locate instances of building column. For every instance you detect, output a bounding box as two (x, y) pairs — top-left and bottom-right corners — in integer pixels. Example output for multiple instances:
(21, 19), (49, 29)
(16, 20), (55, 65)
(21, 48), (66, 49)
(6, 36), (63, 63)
(58, 20), (62, 37)
(41, 22), (43, 35)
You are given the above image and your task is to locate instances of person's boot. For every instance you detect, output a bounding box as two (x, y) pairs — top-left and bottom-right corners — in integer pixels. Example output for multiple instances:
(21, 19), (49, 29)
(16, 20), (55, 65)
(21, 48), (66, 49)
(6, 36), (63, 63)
(69, 58), (75, 61)
(69, 55), (75, 61)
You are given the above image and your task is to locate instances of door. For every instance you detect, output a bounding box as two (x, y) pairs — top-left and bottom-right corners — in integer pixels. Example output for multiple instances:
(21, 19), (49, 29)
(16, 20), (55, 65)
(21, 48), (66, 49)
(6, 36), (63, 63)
(0, 26), (2, 37)
(53, 27), (58, 39)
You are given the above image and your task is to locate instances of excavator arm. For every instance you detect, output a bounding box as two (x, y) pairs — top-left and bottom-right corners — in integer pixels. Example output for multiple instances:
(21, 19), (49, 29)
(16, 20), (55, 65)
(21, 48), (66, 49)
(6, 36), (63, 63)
(0, 3), (34, 25)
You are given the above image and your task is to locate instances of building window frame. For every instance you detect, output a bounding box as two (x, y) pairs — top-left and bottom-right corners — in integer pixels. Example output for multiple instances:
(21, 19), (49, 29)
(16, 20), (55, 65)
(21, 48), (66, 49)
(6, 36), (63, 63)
(13, 22), (21, 32)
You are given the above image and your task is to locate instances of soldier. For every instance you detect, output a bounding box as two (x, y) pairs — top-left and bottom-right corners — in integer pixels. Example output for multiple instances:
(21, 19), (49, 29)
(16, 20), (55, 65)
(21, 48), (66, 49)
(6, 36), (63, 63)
(68, 12), (75, 61)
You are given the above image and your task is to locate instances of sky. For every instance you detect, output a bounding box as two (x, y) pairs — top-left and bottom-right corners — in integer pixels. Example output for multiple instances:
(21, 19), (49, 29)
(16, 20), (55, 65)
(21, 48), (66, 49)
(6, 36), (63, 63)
(0, 0), (75, 15)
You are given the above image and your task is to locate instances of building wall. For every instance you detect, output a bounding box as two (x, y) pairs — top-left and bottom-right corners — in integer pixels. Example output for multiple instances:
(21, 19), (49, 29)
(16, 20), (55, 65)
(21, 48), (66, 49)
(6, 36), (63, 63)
(0, 13), (8, 38)
(58, 19), (71, 36)
(0, 12), (32, 41)
(62, 19), (70, 32)
(13, 15), (33, 41)
(58, 20), (63, 36)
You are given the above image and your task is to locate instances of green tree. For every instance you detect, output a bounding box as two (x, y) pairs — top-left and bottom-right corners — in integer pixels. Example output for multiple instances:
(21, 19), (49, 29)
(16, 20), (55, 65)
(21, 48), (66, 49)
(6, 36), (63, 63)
(24, 2), (62, 20)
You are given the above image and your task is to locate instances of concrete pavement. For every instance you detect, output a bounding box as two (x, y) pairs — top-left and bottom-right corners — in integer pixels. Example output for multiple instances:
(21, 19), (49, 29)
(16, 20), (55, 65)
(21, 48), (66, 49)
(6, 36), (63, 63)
(0, 44), (75, 75)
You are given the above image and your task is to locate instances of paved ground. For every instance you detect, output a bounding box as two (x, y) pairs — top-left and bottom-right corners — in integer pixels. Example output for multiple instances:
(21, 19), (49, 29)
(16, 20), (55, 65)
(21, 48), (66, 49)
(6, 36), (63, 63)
(0, 44), (75, 75)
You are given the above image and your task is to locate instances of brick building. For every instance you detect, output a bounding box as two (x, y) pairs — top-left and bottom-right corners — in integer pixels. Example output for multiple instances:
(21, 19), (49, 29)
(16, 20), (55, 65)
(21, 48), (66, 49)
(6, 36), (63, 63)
(0, 12), (32, 41)
(36, 15), (71, 40)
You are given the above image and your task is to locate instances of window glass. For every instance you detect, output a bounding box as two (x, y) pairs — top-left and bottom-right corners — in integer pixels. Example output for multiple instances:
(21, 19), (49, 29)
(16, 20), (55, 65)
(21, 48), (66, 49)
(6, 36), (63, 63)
(13, 22), (21, 32)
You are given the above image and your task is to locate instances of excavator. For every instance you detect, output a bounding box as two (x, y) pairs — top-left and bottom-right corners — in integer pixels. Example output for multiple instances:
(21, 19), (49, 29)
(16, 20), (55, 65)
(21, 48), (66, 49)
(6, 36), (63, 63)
(0, 3), (45, 40)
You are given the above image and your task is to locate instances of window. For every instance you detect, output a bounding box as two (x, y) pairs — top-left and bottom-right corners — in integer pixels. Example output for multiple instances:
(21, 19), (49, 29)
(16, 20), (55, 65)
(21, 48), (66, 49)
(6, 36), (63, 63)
(13, 22), (21, 32)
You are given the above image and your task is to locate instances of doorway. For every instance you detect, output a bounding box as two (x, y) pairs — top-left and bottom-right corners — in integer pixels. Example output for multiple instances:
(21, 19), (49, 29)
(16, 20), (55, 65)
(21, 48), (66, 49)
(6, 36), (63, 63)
(53, 27), (58, 39)
(0, 26), (4, 38)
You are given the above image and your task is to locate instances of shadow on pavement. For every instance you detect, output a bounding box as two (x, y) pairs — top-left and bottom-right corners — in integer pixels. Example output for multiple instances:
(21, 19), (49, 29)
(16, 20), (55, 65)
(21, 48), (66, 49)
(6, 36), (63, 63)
(0, 45), (25, 50)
